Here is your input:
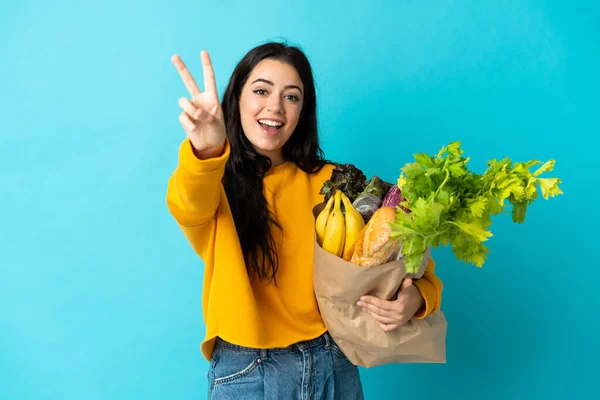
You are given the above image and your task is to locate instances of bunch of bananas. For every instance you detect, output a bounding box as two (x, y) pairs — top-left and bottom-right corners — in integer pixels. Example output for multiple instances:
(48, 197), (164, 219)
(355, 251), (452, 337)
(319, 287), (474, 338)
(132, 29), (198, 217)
(316, 190), (366, 260)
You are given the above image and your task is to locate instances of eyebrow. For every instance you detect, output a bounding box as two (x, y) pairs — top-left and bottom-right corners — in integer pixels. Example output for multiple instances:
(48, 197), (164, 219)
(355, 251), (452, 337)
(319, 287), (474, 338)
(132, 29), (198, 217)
(251, 78), (303, 95)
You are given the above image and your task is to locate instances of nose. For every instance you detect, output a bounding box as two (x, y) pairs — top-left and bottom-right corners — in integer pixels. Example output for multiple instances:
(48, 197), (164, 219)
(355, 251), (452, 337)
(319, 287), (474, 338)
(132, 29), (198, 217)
(266, 96), (284, 114)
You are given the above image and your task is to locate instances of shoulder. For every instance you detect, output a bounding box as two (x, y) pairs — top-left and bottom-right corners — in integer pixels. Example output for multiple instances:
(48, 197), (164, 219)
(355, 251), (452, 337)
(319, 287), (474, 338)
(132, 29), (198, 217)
(319, 162), (336, 175)
(310, 162), (336, 183)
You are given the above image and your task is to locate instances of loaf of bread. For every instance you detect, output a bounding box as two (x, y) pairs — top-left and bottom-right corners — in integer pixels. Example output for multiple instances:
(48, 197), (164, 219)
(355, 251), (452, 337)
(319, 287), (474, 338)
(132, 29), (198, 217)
(350, 206), (399, 267)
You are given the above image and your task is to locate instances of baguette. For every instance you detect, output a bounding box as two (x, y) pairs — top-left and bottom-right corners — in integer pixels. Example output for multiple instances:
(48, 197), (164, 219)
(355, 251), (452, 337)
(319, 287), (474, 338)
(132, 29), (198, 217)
(350, 206), (399, 267)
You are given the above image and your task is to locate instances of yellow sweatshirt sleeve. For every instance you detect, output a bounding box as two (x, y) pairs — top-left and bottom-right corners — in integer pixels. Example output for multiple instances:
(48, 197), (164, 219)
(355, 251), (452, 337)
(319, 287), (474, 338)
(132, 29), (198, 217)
(166, 138), (230, 227)
(412, 257), (443, 319)
(166, 138), (231, 263)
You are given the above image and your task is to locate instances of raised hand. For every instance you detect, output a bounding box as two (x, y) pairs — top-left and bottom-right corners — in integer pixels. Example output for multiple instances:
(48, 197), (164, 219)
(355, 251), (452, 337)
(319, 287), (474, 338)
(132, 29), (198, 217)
(171, 51), (226, 158)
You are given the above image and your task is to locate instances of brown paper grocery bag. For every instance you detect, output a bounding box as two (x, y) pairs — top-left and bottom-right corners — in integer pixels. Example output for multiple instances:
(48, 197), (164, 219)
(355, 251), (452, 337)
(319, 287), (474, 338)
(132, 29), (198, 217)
(312, 203), (447, 367)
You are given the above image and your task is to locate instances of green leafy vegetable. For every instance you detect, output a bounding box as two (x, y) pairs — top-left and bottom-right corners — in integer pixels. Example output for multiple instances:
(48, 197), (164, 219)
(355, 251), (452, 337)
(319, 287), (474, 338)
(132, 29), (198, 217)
(320, 163), (367, 203)
(389, 141), (564, 273)
(358, 176), (393, 199)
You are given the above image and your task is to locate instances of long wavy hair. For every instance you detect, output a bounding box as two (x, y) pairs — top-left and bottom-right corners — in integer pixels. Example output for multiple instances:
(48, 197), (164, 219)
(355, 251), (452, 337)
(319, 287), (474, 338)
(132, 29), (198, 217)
(221, 41), (328, 284)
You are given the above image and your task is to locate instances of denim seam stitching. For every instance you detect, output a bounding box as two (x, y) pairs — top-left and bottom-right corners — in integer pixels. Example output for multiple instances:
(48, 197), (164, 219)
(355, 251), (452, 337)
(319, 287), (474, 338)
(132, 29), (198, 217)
(213, 358), (260, 386)
(301, 350), (307, 400)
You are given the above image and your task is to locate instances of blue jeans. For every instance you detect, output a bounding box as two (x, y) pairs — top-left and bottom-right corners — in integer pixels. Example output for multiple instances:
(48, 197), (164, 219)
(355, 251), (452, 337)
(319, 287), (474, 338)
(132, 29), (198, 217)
(207, 331), (364, 400)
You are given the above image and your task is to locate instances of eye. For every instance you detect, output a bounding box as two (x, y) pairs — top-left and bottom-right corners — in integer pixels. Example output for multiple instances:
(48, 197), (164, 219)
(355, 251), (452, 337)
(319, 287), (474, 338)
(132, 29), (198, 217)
(253, 88), (267, 96)
(285, 94), (301, 103)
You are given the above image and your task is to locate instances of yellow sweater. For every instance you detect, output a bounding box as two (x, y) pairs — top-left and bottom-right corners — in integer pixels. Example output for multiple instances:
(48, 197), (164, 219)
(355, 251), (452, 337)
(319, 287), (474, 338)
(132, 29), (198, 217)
(166, 138), (443, 361)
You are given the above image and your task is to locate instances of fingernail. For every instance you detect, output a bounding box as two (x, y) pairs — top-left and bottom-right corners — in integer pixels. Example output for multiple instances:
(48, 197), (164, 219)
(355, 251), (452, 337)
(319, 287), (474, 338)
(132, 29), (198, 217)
(356, 301), (363, 307)
(360, 296), (366, 301)
(196, 110), (202, 119)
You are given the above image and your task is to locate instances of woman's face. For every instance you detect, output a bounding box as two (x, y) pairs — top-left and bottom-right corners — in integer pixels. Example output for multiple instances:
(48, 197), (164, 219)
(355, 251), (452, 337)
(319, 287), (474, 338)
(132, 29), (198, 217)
(239, 59), (304, 165)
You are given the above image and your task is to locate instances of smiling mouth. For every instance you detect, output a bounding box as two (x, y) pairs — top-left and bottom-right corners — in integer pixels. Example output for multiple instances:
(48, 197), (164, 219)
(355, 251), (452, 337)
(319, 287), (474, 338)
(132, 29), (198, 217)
(258, 119), (285, 136)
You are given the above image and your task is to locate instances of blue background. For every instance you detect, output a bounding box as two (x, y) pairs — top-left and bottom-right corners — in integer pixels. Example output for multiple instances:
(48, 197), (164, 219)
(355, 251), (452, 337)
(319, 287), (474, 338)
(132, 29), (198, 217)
(1, 0), (598, 399)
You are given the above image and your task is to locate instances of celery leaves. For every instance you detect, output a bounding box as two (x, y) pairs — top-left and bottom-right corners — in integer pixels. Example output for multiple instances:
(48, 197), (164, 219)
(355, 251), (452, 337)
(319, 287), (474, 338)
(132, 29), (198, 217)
(389, 142), (564, 273)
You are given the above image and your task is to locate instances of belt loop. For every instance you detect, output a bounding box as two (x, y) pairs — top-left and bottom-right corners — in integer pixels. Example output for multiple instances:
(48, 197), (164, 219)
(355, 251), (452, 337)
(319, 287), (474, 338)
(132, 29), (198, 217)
(324, 331), (332, 349)
(260, 348), (268, 360)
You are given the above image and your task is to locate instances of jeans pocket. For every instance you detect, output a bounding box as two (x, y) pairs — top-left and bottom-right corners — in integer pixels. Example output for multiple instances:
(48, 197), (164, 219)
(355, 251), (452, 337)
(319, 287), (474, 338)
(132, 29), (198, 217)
(210, 348), (263, 387)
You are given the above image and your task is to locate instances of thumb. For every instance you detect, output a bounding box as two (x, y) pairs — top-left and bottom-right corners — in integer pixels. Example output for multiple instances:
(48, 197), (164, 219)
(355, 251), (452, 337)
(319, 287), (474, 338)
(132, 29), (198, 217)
(397, 278), (413, 297)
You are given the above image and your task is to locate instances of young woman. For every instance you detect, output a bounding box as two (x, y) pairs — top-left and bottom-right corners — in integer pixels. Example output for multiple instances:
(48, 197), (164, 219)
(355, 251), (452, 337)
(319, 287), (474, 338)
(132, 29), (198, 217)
(166, 41), (443, 399)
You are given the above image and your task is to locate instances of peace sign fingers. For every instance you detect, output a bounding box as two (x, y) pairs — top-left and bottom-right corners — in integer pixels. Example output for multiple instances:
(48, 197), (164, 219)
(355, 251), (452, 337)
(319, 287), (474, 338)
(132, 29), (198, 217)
(200, 50), (218, 99)
(171, 54), (201, 97)
(170, 50), (226, 155)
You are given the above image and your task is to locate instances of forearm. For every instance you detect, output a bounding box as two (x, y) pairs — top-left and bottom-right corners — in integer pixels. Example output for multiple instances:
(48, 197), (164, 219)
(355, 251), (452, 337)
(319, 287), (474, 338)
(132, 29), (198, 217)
(166, 137), (230, 226)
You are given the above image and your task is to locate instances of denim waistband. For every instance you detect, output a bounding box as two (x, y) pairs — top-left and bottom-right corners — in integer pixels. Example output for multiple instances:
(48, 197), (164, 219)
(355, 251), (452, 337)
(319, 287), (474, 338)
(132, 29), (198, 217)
(214, 331), (333, 359)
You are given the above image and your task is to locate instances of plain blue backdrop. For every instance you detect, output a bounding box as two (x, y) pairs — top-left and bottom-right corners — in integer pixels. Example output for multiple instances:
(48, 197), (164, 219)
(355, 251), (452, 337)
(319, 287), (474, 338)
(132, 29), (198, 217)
(1, 1), (598, 399)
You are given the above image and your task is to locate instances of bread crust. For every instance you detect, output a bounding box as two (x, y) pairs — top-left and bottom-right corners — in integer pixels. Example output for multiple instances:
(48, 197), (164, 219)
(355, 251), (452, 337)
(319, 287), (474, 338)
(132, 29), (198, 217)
(350, 206), (399, 267)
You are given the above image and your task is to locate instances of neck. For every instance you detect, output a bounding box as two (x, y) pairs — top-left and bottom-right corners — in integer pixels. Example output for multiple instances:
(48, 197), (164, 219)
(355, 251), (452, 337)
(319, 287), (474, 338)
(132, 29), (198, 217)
(258, 148), (286, 168)
(270, 156), (286, 167)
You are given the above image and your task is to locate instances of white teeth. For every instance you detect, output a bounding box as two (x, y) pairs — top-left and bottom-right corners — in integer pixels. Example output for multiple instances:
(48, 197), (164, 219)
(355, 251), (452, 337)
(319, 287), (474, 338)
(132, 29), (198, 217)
(259, 119), (283, 127)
